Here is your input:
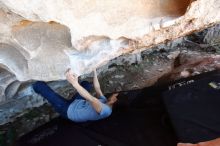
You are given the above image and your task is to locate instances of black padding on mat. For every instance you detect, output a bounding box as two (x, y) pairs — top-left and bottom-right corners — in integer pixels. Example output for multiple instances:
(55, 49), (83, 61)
(163, 71), (220, 143)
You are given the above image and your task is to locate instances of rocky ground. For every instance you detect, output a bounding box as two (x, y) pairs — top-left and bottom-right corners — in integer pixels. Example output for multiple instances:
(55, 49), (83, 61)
(1, 24), (220, 145)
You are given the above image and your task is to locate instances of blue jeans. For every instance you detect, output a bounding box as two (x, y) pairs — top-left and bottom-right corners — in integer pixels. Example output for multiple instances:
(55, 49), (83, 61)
(32, 81), (92, 119)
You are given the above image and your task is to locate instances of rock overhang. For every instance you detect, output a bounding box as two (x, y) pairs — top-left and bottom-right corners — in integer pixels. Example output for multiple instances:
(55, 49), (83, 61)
(0, 0), (219, 81)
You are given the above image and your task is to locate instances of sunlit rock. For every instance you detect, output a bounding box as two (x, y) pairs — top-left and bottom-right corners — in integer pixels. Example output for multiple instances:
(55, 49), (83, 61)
(1, 0), (191, 45)
(0, 0), (219, 81)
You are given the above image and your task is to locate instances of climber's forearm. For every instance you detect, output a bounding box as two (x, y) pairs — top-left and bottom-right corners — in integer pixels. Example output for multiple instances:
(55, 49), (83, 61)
(93, 70), (104, 97)
(72, 82), (102, 113)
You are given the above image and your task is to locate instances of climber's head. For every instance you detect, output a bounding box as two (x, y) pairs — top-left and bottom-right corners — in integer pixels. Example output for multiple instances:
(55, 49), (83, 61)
(106, 93), (119, 108)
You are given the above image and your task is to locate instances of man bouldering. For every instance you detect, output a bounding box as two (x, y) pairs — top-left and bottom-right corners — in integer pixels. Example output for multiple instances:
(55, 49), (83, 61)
(32, 69), (118, 122)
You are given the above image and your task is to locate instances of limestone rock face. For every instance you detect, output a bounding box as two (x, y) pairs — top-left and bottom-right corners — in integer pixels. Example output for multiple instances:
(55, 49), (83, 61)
(0, 0), (220, 81)
(0, 68), (19, 103)
(1, 22), (220, 127)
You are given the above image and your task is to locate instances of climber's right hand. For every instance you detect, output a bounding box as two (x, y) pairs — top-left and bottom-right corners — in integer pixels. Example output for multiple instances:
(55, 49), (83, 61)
(65, 68), (79, 85)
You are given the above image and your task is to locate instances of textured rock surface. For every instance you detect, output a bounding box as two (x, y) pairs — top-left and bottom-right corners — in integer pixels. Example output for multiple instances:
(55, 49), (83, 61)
(0, 68), (19, 103)
(0, 23), (220, 140)
(1, 0), (191, 43)
(0, 0), (219, 81)
(0, 23), (220, 126)
(0, 0), (220, 140)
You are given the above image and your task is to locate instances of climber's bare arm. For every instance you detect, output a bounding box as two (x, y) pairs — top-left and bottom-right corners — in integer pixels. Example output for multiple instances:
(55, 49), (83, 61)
(93, 69), (104, 98)
(65, 69), (102, 113)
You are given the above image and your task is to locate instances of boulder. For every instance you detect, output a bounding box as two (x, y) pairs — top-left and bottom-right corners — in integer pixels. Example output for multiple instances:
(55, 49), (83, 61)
(0, 0), (219, 80)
